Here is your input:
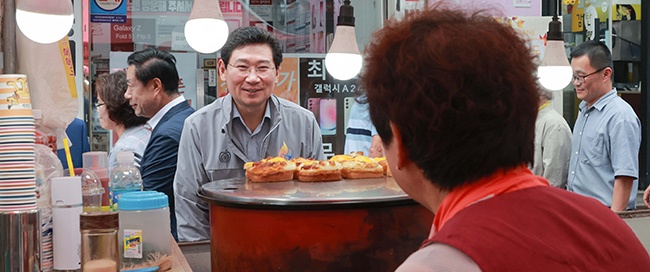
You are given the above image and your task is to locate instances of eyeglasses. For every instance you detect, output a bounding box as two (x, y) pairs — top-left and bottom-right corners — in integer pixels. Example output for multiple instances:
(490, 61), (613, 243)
(227, 63), (276, 78)
(95, 102), (105, 108)
(572, 67), (607, 84)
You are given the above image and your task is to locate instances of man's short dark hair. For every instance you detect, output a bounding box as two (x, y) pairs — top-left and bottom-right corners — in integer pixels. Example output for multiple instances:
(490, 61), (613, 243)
(219, 26), (283, 69)
(127, 48), (180, 95)
(569, 40), (613, 71)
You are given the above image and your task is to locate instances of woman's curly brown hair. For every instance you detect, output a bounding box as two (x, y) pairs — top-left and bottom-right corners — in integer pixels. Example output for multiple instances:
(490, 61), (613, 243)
(361, 4), (539, 190)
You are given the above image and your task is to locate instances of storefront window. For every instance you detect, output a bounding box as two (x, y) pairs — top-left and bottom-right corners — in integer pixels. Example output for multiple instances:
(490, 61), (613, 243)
(85, 0), (384, 154)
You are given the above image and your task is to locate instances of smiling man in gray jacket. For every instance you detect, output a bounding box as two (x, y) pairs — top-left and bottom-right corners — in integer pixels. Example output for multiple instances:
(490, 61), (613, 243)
(174, 27), (325, 242)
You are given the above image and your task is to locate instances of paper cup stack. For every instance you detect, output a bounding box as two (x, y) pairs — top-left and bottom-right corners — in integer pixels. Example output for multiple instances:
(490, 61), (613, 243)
(0, 74), (54, 270)
(0, 74), (37, 212)
(0, 73), (44, 265)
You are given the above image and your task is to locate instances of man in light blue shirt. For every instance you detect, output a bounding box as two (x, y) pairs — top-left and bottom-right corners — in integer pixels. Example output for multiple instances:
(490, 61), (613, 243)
(567, 40), (641, 211)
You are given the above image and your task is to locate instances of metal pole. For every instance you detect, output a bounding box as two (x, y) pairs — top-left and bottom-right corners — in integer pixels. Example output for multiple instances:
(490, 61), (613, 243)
(2, 0), (16, 73)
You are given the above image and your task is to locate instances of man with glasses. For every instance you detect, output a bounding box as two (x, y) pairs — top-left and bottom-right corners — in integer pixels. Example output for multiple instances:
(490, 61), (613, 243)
(567, 40), (641, 212)
(174, 26), (325, 242)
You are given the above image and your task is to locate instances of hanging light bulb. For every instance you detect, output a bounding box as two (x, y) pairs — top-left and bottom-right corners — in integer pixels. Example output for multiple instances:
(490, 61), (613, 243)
(537, 0), (572, 91)
(184, 0), (229, 54)
(15, 0), (74, 44)
(325, 0), (362, 81)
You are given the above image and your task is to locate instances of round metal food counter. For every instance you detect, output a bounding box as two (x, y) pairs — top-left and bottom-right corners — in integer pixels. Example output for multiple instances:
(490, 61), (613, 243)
(198, 177), (434, 271)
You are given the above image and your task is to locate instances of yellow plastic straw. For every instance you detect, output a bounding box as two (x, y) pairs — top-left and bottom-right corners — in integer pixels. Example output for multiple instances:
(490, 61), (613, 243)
(63, 138), (75, 176)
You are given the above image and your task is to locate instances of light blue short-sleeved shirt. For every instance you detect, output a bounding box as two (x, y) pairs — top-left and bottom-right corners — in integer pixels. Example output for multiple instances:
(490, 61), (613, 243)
(344, 99), (378, 155)
(567, 89), (641, 210)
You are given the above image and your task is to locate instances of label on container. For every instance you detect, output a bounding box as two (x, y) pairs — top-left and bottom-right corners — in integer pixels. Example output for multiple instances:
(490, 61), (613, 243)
(123, 229), (143, 259)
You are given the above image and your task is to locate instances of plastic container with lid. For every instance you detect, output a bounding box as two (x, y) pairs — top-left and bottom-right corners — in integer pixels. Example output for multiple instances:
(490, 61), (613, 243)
(80, 212), (120, 271)
(82, 151), (110, 208)
(118, 191), (171, 269)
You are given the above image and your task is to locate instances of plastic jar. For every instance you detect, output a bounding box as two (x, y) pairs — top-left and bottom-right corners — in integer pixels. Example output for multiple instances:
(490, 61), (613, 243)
(117, 191), (171, 269)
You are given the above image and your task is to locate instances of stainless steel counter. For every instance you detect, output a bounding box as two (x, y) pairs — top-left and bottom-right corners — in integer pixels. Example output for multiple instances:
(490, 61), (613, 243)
(199, 176), (412, 209)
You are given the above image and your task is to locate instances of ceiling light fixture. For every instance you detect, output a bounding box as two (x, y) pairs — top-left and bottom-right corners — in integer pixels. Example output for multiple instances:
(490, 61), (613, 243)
(537, 0), (573, 91)
(184, 0), (229, 54)
(325, 0), (362, 81)
(15, 0), (74, 44)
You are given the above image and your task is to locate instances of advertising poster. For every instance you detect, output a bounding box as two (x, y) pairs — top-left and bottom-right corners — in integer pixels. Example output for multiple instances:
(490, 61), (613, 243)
(571, 4), (584, 32)
(299, 56), (358, 158)
(111, 19), (135, 52)
(566, 0), (623, 40)
(275, 57), (300, 104)
(611, 1), (641, 20)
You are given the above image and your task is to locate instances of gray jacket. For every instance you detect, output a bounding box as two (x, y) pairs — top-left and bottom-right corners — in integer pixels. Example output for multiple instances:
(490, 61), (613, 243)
(174, 94), (324, 241)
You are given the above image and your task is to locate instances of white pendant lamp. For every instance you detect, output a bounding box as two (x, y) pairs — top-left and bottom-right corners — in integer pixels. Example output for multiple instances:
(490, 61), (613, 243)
(537, 0), (572, 91)
(325, 0), (362, 81)
(184, 0), (229, 54)
(15, 0), (74, 44)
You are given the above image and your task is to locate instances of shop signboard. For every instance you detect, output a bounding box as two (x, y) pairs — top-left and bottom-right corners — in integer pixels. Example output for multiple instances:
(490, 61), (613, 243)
(90, 0), (127, 23)
(111, 19), (135, 52)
